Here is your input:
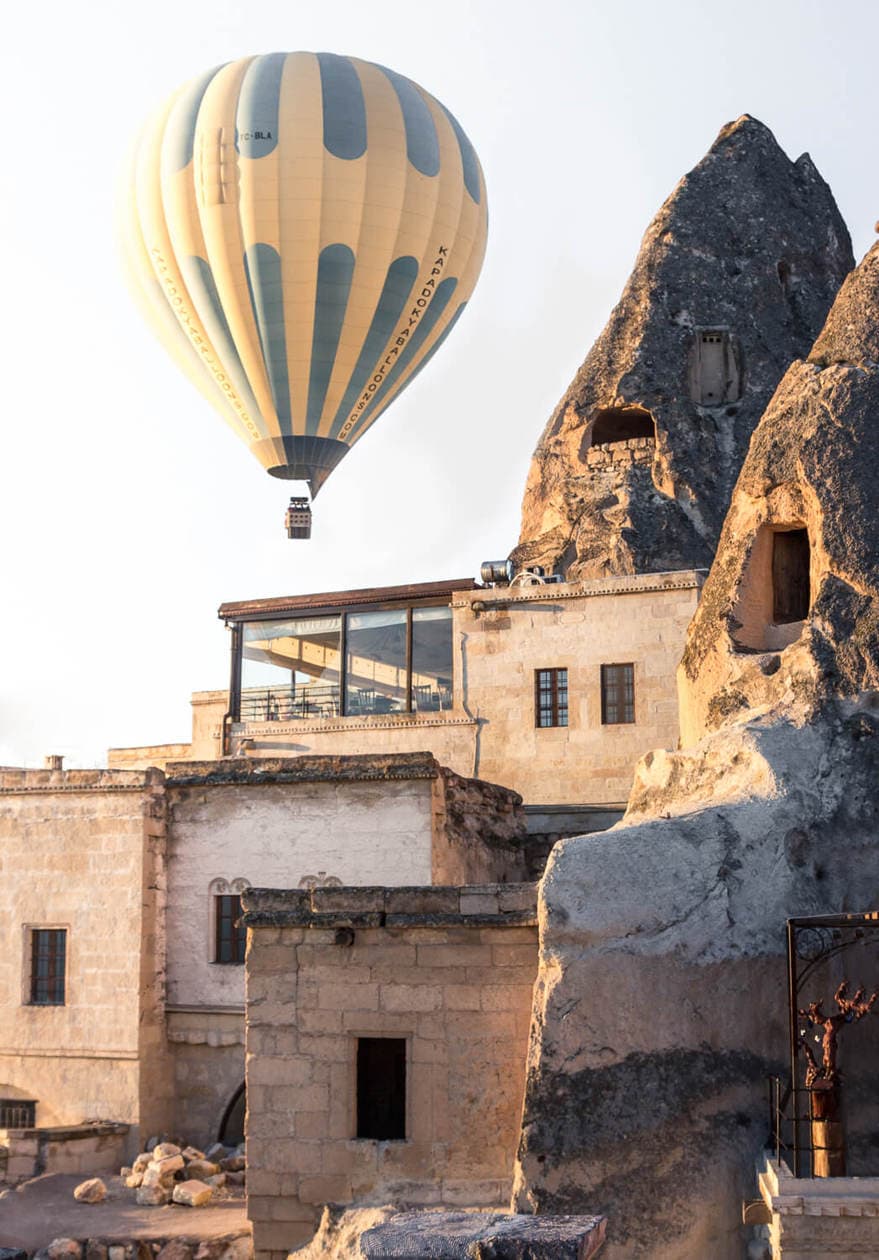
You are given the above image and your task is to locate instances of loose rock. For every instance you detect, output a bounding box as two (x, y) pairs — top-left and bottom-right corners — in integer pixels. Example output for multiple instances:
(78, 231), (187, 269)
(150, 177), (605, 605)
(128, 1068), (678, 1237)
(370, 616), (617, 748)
(47, 1244), (82, 1260)
(73, 1178), (106, 1204)
(172, 1179), (213, 1208)
(136, 1181), (171, 1206)
(184, 1158), (220, 1179)
(155, 1244), (193, 1260)
(152, 1142), (181, 1161)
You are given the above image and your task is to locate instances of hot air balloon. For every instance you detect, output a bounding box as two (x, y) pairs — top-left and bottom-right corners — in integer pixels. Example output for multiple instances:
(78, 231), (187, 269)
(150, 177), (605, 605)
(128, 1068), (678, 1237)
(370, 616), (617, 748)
(122, 52), (488, 536)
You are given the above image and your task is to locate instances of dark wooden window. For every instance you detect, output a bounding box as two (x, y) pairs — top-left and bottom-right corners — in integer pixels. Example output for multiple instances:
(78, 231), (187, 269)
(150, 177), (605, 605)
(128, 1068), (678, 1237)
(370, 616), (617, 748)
(535, 668), (568, 728)
(601, 664), (635, 724)
(30, 929), (66, 1005)
(772, 529), (810, 624)
(356, 1037), (406, 1140)
(215, 895), (246, 964)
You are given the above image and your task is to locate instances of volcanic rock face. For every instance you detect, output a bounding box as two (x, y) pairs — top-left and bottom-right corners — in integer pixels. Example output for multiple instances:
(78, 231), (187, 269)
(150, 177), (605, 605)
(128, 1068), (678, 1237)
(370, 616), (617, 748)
(680, 241), (879, 744)
(511, 242), (879, 1258)
(513, 116), (853, 580)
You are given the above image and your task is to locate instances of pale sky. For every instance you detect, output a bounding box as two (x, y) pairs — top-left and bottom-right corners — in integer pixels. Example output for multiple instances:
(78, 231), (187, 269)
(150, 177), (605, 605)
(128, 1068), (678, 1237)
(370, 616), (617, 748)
(1, 0), (877, 767)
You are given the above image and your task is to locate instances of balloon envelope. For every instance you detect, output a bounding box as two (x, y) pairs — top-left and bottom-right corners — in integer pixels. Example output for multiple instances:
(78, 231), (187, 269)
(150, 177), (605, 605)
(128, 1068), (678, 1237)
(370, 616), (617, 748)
(123, 52), (488, 496)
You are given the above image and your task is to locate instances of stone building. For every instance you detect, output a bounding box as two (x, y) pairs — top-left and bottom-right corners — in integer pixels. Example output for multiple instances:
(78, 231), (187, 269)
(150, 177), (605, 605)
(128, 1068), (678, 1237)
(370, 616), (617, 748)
(242, 883), (538, 1259)
(0, 754), (523, 1162)
(110, 570), (704, 817)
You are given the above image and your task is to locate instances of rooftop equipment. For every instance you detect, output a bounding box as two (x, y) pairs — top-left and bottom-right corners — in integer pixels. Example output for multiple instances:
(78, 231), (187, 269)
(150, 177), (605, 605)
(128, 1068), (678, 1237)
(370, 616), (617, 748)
(479, 560), (514, 586)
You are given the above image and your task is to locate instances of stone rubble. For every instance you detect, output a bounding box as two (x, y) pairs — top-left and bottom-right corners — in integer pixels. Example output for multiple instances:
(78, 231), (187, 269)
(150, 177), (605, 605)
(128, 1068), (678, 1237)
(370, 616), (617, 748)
(25, 1237), (250, 1260)
(72, 1180), (106, 1205)
(65, 1137), (250, 1212)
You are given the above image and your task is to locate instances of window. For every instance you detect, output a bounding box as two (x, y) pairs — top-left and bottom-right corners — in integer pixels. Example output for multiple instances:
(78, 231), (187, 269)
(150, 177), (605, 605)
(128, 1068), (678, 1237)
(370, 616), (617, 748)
(346, 609), (407, 715)
(690, 329), (742, 406)
(236, 605), (454, 721)
(411, 607), (453, 712)
(241, 615), (342, 721)
(215, 895), (246, 965)
(535, 668), (568, 728)
(29, 929), (66, 1005)
(590, 406), (655, 446)
(601, 664), (635, 725)
(356, 1037), (406, 1140)
(772, 529), (810, 624)
(0, 1099), (36, 1128)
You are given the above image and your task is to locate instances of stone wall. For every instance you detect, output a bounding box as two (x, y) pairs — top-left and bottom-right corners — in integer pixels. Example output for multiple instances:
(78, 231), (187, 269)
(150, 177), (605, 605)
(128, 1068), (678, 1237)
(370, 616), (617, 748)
(163, 754), (525, 1016)
(0, 1122), (129, 1183)
(242, 884), (538, 1260)
(0, 769), (172, 1151)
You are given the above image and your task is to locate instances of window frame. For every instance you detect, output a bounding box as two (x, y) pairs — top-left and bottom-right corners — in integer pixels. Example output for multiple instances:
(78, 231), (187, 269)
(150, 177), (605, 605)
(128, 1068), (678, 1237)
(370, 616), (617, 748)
(600, 663), (636, 725)
(354, 1035), (408, 1142)
(534, 667), (569, 729)
(26, 927), (67, 1006)
(234, 599), (454, 722)
(214, 893), (246, 965)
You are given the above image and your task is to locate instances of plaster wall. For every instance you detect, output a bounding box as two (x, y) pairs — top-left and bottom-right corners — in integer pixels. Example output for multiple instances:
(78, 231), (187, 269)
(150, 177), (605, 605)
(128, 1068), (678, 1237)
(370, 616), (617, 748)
(243, 885), (538, 1260)
(164, 778), (435, 1011)
(0, 769), (170, 1144)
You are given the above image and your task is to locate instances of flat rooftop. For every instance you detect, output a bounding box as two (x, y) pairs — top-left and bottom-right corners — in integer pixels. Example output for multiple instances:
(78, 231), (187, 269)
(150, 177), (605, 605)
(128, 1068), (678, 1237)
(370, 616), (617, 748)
(219, 577), (477, 621)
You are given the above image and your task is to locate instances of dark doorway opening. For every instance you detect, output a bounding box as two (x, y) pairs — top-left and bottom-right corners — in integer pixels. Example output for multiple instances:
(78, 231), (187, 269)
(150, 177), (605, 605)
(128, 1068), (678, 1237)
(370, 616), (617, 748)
(356, 1037), (406, 1140)
(590, 406), (655, 446)
(772, 529), (810, 624)
(219, 1082), (246, 1146)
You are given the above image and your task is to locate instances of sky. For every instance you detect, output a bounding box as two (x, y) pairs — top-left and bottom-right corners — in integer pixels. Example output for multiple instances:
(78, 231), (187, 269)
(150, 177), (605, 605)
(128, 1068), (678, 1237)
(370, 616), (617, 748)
(1, 0), (877, 767)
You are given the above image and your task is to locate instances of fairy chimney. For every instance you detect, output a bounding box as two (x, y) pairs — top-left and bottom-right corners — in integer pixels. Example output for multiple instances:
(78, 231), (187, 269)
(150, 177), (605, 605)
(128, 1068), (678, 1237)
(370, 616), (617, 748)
(512, 115), (853, 580)
(679, 239), (879, 743)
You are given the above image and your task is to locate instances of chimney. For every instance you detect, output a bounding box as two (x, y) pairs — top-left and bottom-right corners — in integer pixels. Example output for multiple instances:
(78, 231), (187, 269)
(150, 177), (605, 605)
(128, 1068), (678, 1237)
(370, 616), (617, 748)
(43, 755), (64, 771)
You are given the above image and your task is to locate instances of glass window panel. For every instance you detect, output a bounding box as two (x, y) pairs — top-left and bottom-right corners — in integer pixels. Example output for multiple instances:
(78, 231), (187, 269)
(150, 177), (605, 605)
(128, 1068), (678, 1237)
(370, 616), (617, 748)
(241, 616), (341, 721)
(411, 607), (453, 712)
(345, 610), (407, 716)
(30, 929), (66, 1005)
(601, 664), (635, 724)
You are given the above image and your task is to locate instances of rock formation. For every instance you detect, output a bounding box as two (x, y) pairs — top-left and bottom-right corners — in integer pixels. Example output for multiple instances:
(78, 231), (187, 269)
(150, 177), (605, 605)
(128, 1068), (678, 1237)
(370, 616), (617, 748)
(511, 241), (879, 1258)
(512, 116), (853, 580)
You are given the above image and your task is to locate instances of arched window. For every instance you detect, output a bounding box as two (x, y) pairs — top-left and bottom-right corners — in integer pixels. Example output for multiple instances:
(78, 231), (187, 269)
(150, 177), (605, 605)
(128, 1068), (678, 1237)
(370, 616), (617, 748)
(590, 406), (655, 446)
(209, 878), (251, 965)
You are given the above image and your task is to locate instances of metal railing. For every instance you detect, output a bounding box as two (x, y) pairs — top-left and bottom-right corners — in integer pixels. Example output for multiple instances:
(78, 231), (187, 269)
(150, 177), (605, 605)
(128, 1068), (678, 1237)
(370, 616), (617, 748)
(239, 683), (452, 722)
(0, 1100), (36, 1129)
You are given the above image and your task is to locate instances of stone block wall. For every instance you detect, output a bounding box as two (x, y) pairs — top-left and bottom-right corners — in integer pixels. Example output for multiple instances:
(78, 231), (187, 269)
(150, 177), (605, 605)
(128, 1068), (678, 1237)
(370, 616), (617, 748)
(163, 755), (525, 1017)
(584, 436), (656, 468)
(242, 884), (538, 1260)
(0, 768), (172, 1149)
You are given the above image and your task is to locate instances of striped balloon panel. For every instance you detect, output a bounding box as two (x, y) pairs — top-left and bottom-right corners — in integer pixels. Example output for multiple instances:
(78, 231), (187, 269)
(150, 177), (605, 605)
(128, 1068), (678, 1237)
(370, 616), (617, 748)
(124, 51), (488, 495)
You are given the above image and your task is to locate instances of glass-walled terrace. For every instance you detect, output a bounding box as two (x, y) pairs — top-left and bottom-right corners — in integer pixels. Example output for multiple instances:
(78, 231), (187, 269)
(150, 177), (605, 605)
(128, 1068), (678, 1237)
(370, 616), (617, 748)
(234, 604), (453, 722)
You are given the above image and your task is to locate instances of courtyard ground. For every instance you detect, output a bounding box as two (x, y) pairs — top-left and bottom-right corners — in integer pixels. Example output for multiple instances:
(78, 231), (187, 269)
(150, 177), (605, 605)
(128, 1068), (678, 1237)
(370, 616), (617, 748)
(0, 1173), (249, 1251)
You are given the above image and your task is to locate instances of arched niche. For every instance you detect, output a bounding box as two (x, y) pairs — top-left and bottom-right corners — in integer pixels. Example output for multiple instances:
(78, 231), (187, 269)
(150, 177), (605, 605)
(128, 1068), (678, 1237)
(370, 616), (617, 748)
(589, 406), (656, 447)
(218, 1081), (245, 1146)
(731, 524), (812, 652)
(689, 328), (742, 406)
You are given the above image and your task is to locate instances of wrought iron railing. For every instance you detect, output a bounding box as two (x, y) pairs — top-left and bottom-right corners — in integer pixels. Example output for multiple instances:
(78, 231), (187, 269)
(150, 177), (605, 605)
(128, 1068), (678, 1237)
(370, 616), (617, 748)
(767, 911), (879, 1177)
